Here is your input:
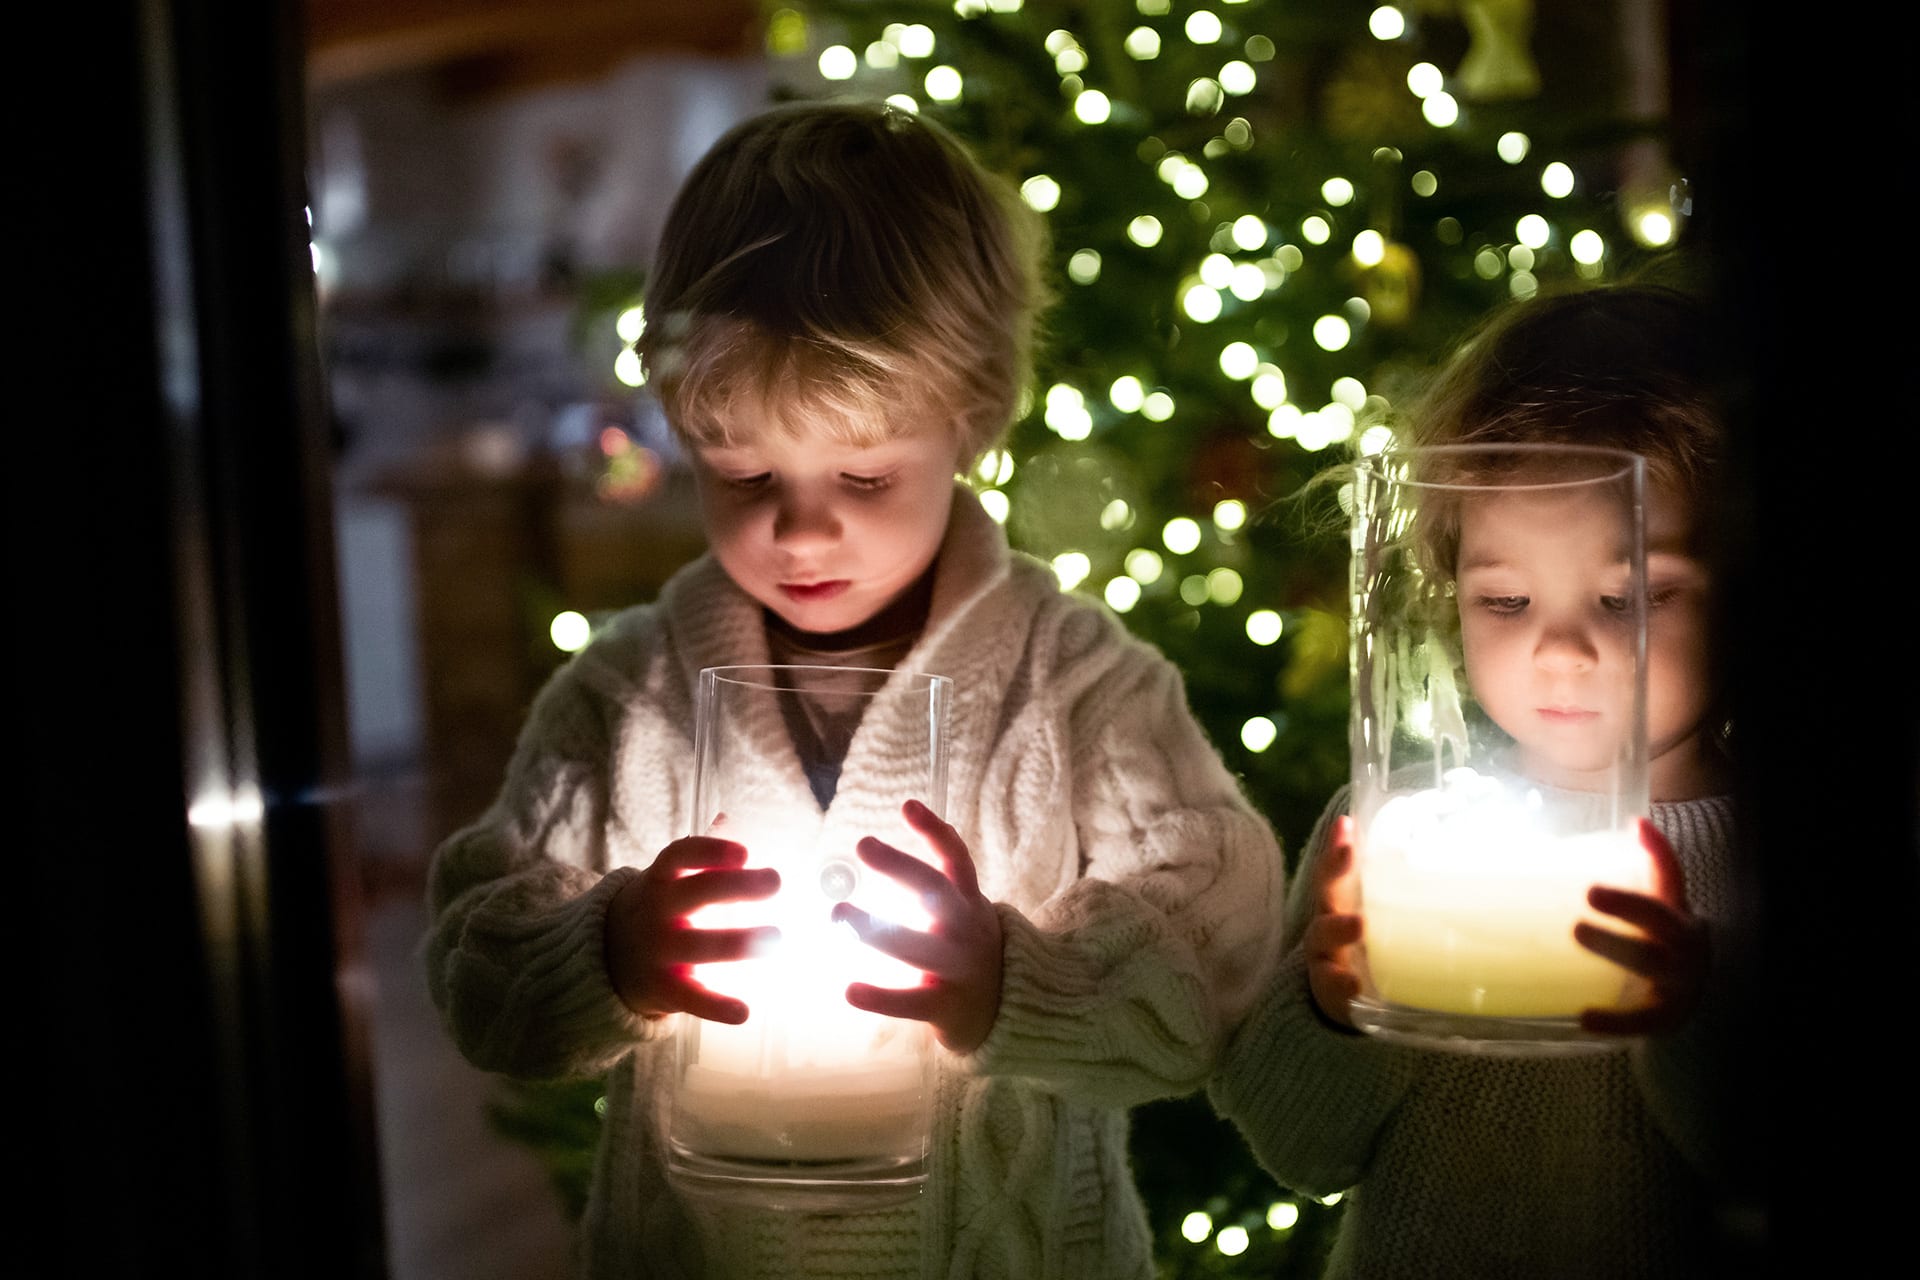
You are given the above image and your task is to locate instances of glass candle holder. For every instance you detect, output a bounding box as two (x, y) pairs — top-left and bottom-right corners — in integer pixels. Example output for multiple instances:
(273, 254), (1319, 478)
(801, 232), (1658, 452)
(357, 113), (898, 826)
(1346, 444), (1655, 1054)
(663, 664), (950, 1210)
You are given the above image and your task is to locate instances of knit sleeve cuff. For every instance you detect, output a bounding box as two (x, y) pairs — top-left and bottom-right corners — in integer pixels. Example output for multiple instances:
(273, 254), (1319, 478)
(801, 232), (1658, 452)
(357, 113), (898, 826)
(963, 896), (1214, 1104)
(1205, 946), (1420, 1195)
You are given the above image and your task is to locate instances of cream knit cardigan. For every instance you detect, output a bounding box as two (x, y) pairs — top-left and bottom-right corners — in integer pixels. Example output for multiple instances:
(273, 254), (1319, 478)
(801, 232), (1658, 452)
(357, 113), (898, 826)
(425, 485), (1286, 1279)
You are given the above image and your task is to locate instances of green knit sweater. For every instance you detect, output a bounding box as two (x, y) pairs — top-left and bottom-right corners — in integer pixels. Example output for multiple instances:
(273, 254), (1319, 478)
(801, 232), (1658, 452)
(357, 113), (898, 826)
(1209, 790), (1746, 1279)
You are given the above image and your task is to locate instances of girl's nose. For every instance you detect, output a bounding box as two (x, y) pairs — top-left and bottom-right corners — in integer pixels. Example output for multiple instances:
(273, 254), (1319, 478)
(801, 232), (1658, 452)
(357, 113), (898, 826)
(1533, 621), (1599, 672)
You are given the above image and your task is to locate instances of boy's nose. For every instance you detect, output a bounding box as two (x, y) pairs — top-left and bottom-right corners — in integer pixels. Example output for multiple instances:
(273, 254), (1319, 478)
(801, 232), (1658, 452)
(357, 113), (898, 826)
(772, 493), (841, 549)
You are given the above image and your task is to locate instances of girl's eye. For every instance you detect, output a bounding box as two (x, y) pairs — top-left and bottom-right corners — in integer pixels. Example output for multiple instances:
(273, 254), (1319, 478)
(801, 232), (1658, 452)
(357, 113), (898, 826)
(842, 471), (895, 492)
(1476, 595), (1527, 616)
(724, 472), (773, 490)
(1600, 594), (1630, 614)
(1647, 584), (1685, 609)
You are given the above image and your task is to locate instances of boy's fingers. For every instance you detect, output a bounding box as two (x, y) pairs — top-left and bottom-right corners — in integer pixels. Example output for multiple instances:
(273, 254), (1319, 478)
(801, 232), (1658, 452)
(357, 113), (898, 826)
(659, 866), (781, 915)
(833, 903), (948, 972)
(903, 800), (979, 897)
(1638, 818), (1689, 911)
(1318, 818), (1358, 916)
(856, 836), (957, 913)
(661, 924), (782, 966)
(656, 836), (748, 877)
(663, 973), (751, 1025)
(845, 980), (940, 1023)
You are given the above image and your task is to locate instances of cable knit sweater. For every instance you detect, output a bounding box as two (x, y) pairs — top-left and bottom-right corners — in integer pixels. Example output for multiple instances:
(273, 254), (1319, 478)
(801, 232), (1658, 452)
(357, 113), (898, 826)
(1208, 787), (1746, 1279)
(425, 485), (1285, 1279)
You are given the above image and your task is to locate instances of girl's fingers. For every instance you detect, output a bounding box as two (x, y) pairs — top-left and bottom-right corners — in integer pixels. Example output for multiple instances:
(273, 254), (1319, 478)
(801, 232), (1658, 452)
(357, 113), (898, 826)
(1303, 912), (1362, 959)
(832, 902), (950, 973)
(902, 799), (980, 897)
(1638, 818), (1689, 911)
(1573, 920), (1668, 978)
(1317, 818), (1358, 917)
(1587, 885), (1684, 940)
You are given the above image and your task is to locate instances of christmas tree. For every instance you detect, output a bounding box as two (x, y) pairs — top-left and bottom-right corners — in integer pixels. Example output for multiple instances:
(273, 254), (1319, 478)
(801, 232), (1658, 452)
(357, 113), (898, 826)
(526, 3), (1695, 1274)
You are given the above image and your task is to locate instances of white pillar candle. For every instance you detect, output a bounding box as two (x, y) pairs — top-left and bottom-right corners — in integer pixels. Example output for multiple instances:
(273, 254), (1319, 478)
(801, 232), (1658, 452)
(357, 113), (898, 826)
(1359, 769), (1653, 1019)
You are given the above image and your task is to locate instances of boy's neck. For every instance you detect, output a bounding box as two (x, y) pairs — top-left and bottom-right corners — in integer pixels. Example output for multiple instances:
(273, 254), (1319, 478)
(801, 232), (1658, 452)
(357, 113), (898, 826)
(764, 562), (937, 654)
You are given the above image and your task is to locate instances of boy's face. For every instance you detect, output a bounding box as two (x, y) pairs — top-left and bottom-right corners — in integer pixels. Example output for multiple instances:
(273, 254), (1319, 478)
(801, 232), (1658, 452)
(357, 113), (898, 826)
(1454, 479), (1715, 799)
(690, 424), (963, 635)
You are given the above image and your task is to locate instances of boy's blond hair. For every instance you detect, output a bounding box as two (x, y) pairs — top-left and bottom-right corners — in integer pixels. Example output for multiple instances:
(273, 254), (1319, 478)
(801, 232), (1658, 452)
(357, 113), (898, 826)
(639, 101), (1049, 463)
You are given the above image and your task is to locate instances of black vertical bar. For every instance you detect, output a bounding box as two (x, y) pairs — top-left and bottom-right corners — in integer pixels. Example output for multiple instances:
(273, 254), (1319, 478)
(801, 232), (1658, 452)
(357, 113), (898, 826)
(19, 2), (386, 1276)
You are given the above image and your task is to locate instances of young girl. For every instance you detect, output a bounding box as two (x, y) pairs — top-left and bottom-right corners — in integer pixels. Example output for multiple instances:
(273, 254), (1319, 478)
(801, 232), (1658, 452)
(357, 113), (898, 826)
(423, 102), (1284, 1279)
(1209, 283), (1752, 1277)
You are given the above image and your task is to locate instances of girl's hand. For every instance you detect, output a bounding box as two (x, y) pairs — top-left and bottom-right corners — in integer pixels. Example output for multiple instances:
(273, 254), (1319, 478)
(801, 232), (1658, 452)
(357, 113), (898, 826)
(831, 800), (1004, 1054)
(604, 834), (781, 1024)
(1576, 818), (1709, 1036)
(1304, 815), (1365, 1029)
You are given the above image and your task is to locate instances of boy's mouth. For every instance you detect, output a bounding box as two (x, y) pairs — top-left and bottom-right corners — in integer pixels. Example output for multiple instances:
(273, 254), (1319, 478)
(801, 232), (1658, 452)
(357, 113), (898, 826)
(1536, 706), (1599, 723)
(780, 580), (851, 603)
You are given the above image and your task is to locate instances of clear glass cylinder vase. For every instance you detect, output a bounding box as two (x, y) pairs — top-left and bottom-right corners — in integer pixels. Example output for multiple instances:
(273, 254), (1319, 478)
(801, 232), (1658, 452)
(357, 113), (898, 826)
(1347, 444), (1655, 1054)
(663, 664), (949, 1209)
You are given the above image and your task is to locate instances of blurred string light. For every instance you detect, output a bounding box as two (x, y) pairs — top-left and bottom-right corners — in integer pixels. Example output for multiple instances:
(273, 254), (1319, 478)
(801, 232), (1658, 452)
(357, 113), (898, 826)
(890, 22), (935, 56)
(1219, 60), (1257, 94)
(1515, 214), (1550, 248)
(1219, 341), (1258, 379)
(1246, 609), (1283, 644)
(1110, 374), (1146, 412)
(979, 489), (1011, 522)
(1321, 177), (1355, 206)
(1301, 215), (1331, 244)
(1075, 89), (1112, 123)
(1163, 516), (1202, 554)
(1369, 6), (1406, 40)
(1498, 131), (1530, 163)
(1068, 248), (1102, 283)
(1241, 716), (1277, 751)
(1126, 27), (1162, 59)
(551, 610), (592, 653)
(885, 93), (920, 113)
(1406, 61), (1443, 97)
(1142, 390), (1175, 421)
(1185, 10), (1223, 43)
(1021, 174), (1061, 211)
(1267, 1200), (1301, 1230)
(1044, 383), (1093, 439)
(1105, 576), (1142, 611)
(819, 44), (857, 79)
(1128, 214), (1164, 246)
(1540, 161), (1575, 197)
(1052, 551), (1091, 590)
(1216, 1225), (1250, 1256)
(925, 64), (963, 100)
(1181, 1211), (1213, 1243)
(1351, 228), (1385, 266)
(1126, 548), (1165, 583)
(1213, 498), (1247, 531)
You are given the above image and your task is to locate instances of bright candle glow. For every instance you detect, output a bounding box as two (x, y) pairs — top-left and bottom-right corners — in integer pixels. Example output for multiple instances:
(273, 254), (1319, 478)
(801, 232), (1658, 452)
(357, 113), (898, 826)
(819, 45), (856, 79)
(1074, 89), (1112, 123)
(1162, 516), (1202, 554)
(1128, 215), (1164, 247)
(1541, 161), (1575, 197)
(1021, 174), (1061, 211)
(1241, 716), (1278, 752)
(550, 610), (592, 652)
(1246, 609), (1283, 645)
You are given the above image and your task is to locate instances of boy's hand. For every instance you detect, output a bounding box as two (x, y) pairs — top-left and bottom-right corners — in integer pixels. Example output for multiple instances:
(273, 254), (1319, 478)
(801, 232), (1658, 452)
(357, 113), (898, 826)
(1304, 815), (1365, 1029)
(605, 834), (781, 1025)
(1575, 818), (1708, 1036)
(831, 799), (1004, 1054)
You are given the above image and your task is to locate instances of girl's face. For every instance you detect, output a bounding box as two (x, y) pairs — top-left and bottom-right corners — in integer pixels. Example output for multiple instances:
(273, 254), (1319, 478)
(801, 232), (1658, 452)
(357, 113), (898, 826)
(691, 422), (963, 635)
(1455, 479), (1718, 800)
